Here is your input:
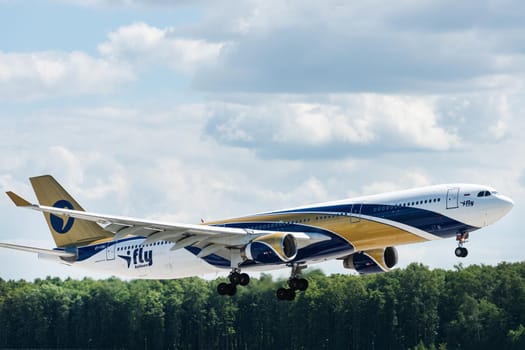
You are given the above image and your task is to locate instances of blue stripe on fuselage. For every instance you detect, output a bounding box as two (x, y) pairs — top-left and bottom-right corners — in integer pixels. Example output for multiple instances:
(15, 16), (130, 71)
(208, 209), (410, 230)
(267, 204), (477, 238)
(76, 236), (144, 262)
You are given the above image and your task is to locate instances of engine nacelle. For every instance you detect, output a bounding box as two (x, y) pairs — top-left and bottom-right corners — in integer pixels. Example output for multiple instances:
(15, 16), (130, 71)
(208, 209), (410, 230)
(343, 246), (398, 274)
(243, 232), (298, 264)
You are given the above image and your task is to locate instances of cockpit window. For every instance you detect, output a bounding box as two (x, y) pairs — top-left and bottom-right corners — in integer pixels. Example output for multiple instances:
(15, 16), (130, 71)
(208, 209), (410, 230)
(477, 190), (492, 197)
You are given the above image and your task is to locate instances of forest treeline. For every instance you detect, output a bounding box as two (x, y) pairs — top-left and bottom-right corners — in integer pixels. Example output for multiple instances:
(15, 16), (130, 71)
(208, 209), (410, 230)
(1, 262), (525, 350)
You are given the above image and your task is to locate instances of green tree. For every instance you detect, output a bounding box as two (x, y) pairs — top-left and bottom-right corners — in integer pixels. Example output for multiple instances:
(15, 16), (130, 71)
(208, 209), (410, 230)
(1, 262), (525, 349)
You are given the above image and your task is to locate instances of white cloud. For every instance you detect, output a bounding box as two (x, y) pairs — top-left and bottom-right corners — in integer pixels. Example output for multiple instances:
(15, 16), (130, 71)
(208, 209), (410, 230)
(0, 51), (134, 100)
(46, 146), (129, 201)
(98, 22), (225, 73)
(361, 172), (433, 195)
(367, 95), (461, 151)
(0, 21), (224, 101)
(205, 94), (461, 159)
(278, 104), (375, 145)
(176, 0), (525, 94)
(436, 92), (521, 144)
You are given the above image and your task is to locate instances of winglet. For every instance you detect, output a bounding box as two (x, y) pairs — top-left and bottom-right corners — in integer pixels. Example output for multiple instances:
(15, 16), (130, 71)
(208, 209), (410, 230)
(6, 191), (33, 207)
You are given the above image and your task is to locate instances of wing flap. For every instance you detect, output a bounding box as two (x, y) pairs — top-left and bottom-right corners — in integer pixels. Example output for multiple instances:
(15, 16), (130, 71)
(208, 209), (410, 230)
(170, 236), (201, 251)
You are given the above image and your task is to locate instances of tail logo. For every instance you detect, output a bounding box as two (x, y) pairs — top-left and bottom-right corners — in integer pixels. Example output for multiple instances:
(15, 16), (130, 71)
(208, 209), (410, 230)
(50, 200), (75, 234)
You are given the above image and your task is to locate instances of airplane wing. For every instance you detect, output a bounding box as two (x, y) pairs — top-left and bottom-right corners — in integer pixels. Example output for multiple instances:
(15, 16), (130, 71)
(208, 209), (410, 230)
(0, 242), (76, 258)
(6, 191), (328, 257)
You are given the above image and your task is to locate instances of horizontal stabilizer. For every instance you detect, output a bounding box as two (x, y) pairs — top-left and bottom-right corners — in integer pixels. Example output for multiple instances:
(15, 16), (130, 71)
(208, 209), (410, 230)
(6, 191), (33, 207)
(0, 242), (76, 258)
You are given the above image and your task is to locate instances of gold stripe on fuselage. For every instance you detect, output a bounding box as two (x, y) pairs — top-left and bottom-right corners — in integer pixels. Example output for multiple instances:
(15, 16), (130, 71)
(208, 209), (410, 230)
(339, 218), (426, 251)
(206, 212), (427, 252)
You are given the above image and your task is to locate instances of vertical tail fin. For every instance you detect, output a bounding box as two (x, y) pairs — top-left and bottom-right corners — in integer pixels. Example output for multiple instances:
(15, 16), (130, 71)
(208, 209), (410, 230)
(30, 175), (113, 247)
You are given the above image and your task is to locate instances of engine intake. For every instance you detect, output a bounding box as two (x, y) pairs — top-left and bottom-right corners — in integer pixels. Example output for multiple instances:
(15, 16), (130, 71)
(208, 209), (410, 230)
(343, 246), (398, 274)
(243, 232), (298, 264)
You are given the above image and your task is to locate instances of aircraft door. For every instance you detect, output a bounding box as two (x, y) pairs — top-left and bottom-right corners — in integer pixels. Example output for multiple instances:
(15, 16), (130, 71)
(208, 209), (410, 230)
(446, 188), (459, 209)
(350, 203), (362, 223)
(106, 242), (115, 261)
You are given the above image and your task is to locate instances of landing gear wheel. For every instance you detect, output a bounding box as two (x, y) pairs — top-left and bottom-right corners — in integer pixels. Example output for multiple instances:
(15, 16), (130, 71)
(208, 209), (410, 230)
(218, 269), (250, 297)
(239, 273), (250, 286)
(276, 288), (288, 300)
(461, 247), (468, 257)
(454, 247), (468, 258)
(276, 288), (295, 301)
(297, 278), (309, 291)
(217, 282), (231, 296)
(276, 264), (308, 300)
(229, 272), (241, 285)
(288, 278), (299, 289)
(288, 277), (308, 291)
(455, 232), (469, 258)
(226, 284), (237, 296)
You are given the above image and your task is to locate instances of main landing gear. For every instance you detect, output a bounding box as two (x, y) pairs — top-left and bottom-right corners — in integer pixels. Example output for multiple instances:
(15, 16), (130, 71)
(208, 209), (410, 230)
(455, 232), (469, 258)
(216, 264), (310, 301)
(276, 264), (309, 301)
(217, 269), (250, 296)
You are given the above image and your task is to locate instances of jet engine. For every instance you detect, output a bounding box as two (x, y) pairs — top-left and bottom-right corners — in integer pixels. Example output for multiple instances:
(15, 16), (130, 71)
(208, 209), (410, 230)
(343, 246), (398, 274)
(243, 232), (298, 264)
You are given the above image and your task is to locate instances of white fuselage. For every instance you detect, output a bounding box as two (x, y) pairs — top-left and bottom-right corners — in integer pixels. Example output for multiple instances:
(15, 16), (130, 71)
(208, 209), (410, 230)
(67, 183), (513, 279)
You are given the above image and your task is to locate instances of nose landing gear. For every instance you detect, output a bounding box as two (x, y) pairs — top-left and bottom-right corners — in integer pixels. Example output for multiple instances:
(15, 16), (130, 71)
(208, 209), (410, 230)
(455, 232), (469, 258)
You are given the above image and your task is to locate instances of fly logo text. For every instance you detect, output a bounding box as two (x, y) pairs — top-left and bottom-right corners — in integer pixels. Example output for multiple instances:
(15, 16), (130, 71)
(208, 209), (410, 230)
(118, 247), (153, 269)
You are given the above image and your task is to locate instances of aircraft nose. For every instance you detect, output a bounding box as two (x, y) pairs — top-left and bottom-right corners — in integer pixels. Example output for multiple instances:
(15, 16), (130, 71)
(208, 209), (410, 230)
(498, 194), (514, 215)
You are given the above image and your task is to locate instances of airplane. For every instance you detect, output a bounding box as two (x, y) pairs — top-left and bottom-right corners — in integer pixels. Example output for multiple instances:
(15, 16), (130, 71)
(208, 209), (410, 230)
(0, 175), (514, 300)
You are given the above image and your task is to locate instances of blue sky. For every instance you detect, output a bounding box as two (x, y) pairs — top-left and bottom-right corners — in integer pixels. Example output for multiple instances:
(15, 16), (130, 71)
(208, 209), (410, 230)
(1, 0), (524, 280)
